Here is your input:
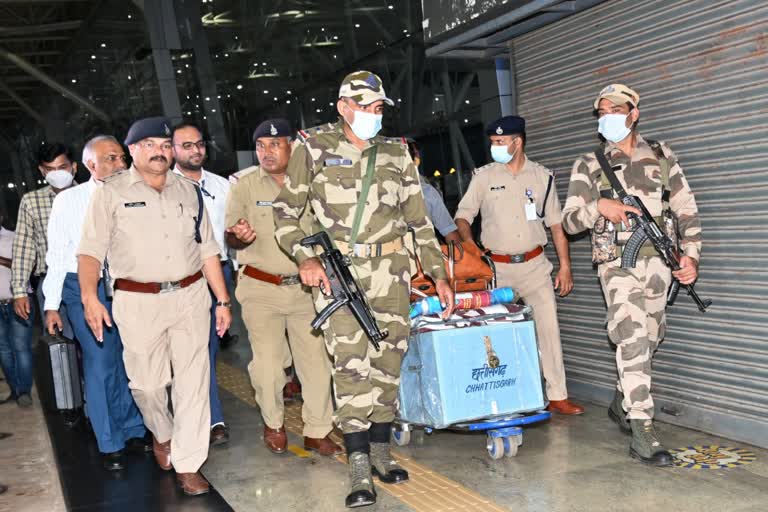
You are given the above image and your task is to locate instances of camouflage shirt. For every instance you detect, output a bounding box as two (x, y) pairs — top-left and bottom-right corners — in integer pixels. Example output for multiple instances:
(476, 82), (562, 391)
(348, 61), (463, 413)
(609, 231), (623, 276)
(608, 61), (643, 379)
(273, 119), (446, 280)
(562, 134), (702, 262)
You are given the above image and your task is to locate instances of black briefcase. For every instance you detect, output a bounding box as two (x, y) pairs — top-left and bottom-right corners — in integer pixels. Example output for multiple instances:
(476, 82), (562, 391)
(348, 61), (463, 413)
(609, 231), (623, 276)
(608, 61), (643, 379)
(44, 334), (83, 410)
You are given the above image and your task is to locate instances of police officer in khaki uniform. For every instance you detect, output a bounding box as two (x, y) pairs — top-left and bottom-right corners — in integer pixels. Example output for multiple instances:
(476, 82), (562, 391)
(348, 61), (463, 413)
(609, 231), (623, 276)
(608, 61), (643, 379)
(225, 119), (342, 457)
(455, 116), (583, 416)
(78, 117), (232, 496)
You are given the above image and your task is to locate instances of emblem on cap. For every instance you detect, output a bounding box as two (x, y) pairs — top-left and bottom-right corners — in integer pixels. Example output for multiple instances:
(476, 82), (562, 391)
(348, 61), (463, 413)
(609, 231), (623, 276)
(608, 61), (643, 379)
(164, 123), (171, 136)
(601, 85), (614, 94)
(496, 126), (503, 135)
(364, 74), (379, 88)
(270, 123), (278, 136)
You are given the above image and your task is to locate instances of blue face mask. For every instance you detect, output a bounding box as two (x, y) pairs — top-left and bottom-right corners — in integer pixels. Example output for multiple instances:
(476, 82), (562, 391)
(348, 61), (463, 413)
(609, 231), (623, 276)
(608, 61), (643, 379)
(598, 113), (631, 143)
(491, 144), (514, 164)
(348, 109), (383, 140)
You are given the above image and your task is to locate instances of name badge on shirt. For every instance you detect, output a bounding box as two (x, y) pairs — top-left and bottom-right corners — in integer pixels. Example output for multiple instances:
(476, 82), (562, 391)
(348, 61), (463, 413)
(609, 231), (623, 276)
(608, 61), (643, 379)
(124, 202), (146, 208)
(324, 158), (353, 167)
(525, 202), (538, 221)
(256, 201), (273, 207)
(490, 185), (506, 191)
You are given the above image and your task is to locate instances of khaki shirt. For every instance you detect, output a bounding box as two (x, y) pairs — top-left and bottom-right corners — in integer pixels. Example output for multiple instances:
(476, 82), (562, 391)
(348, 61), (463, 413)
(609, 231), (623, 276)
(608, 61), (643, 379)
(455, 157), (562, 255)
(78, 166), (219, 282)
(225, 166), (313, 275)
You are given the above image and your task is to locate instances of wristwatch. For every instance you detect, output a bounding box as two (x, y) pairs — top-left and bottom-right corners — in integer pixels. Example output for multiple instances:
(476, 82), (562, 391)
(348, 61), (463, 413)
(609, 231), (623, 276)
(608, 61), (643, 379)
(215, 300), (232, 308)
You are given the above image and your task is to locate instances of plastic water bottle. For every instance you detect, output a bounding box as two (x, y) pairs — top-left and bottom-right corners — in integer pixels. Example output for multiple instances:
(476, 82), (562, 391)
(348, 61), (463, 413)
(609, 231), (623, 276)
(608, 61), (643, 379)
(409, 287), (515, 319)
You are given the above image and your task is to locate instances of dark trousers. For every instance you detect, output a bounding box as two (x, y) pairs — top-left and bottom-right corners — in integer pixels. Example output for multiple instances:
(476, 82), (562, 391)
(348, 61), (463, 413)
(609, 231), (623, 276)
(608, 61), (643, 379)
(0, 299), (34, 396)
(63, 273), (145, 453)
(208, 261), (232, 426)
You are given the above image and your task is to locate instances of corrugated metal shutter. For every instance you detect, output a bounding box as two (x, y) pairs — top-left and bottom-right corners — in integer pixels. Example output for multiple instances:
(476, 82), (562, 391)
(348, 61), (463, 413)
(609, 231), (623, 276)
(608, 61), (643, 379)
(512, 0), (768, 447)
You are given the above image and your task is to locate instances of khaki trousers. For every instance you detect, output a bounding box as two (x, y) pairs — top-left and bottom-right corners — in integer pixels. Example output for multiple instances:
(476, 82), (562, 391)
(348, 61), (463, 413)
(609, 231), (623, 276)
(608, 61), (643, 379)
(495, 253), (568, 401)
(113, 279), (211, 473)
(236, 275), (334, 439)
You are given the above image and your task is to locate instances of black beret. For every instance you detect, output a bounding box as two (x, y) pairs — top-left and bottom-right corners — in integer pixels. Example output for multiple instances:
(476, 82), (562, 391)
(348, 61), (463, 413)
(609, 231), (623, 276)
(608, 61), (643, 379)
(252, 118), (292, 143)
(486, 115), (526, 136)
(124, 116), (173, 145)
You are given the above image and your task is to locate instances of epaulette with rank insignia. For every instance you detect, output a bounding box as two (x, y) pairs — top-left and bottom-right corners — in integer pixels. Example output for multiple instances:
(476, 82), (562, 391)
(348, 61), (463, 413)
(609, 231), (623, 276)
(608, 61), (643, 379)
(380, 136), (408, 146)
(297, 123), (333, 143)
(472, 162), (495, 176)
(98, 169), (128, 184)
(228, 166), (258, 184)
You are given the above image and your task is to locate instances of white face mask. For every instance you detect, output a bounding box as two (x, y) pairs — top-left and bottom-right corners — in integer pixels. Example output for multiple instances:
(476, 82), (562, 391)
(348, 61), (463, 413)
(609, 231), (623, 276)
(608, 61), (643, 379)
(45, 170), (74, 189)
(346, 109), (383, 140)
(490, 144), (514, 164)
(598, 113), (631, 143)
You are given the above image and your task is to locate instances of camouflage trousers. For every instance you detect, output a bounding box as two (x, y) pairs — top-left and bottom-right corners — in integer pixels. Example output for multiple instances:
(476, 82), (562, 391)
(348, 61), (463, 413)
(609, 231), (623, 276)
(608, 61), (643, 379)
(314, 249), (411, 434)
(598, 256), (672, 420)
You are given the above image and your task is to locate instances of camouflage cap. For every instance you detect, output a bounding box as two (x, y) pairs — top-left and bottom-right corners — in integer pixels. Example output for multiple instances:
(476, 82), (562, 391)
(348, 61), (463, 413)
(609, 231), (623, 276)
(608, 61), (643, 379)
(338, 70), (394, 106)
(593, 84), (640, 109)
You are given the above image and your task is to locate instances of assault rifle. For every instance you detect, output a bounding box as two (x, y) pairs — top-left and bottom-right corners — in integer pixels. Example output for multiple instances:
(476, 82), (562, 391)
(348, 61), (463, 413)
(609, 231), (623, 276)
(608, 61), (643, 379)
(620, 195), (712, 312)
(593, 149), (711, 313)
(300, 231), (388, 351)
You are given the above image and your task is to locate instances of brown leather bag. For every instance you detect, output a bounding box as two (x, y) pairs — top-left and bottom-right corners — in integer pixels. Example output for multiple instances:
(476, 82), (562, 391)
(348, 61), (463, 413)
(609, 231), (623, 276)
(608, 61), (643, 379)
(410, 239), (496, 301)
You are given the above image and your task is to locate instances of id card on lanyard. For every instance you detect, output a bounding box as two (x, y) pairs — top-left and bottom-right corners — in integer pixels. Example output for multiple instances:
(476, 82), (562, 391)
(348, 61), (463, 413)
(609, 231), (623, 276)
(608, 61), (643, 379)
(525, 188), (538, 221)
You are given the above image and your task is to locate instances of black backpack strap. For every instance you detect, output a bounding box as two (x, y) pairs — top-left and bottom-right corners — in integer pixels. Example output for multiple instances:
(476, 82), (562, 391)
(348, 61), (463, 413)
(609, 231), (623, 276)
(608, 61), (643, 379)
(193, 184), (204, 243)
(645, 139), (671, 203)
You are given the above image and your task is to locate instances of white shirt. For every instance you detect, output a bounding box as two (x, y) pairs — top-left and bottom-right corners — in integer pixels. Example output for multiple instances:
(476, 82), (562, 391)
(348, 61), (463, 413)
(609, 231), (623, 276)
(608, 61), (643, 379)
(173, 167), (230, 261)
(0, 227), (16, 300)
(43, 179), (97, 310)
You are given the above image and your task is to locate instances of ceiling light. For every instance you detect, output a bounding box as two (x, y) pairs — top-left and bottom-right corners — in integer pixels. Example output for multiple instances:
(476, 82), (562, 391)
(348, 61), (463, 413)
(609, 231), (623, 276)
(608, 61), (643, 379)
(236, 84), (243, 90)
(91, 54), (96, 59)
(263, 90), (269, 94)
(464, 119), (468, 123)
(286, 100), (291, 104)
(355, 24), (360, 28)
(274, 97), (278, 101)
(316, 108), (321, 113)
(465, 100), (470, 104)
(311, 98), (316, 102)
(287, 90), (291, 94)
(100, 43), (106, 48)
(71, 79), (77, 83)
(205, 97), (210, 101)
(212, 109), (216, 112)
(187, 111), (192, 115)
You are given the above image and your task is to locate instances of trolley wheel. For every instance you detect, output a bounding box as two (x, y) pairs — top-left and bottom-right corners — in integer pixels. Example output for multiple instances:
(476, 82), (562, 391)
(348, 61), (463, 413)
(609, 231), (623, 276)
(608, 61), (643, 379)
(503, 436), (519, 457)
(487, 436), (504, 460)
(392, 429), (411, 446)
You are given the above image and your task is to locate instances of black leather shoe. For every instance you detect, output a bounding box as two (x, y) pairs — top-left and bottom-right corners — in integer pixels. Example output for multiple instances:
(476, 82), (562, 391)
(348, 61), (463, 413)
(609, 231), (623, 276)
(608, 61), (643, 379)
(371, 465), (409, 484)
(124, 436), (152, 454)
(345, 488), (377, 509)
(102, 451), (125, 471)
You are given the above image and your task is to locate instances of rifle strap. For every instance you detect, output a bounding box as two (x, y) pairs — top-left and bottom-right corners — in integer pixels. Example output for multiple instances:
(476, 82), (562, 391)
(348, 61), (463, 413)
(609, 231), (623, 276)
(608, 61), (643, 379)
(594, 148), (627, 197)
(348, 145), (378, 254)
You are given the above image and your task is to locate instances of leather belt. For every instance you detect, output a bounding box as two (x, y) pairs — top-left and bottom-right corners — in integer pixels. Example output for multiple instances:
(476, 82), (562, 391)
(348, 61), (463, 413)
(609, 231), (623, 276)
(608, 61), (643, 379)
(489, 246), (544, 264)
(335, 237), (404, 258)
(114, 270), (204, 294)
(242, 265), (301, 286)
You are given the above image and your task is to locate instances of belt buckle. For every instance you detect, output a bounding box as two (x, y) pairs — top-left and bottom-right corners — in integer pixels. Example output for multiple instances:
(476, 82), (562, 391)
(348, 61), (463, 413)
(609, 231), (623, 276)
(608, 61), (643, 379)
(159, 280), (182, 293)
(280, 274), (301, 286)
(511, 254), (525, 263)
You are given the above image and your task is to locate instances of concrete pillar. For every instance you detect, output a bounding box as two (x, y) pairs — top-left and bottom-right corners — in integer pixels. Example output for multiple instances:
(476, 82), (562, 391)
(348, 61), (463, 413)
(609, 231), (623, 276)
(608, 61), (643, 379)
(141, 0), (183, 123)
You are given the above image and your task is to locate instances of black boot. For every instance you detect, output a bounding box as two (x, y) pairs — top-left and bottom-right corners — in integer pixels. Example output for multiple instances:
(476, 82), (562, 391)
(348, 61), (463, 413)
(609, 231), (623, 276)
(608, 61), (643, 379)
(369, 422), (409, 484)
(607, 389), (631, 435)
(629, 419), (674, 467)
(343, 432), (376, 508)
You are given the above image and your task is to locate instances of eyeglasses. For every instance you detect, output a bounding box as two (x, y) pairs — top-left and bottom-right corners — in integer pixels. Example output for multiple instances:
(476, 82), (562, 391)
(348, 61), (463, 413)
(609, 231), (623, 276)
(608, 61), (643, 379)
(137, 140), (173, 151)
(174, 141), (207, 151)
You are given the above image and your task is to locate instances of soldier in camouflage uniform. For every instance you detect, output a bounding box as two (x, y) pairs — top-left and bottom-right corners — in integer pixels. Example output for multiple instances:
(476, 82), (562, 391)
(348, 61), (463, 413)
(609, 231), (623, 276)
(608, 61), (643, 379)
(562, 84), (701, 466)
(273, 71), (454, 508)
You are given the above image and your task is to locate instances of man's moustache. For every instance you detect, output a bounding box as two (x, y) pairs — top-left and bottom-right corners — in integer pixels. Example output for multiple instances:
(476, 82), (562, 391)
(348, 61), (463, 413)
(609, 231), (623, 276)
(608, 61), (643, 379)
(150, 156), (168, 163)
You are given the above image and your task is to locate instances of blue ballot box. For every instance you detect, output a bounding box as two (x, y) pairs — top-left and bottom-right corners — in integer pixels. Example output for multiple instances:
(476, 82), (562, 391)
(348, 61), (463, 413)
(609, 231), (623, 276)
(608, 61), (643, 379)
(398, 320), (544, 428)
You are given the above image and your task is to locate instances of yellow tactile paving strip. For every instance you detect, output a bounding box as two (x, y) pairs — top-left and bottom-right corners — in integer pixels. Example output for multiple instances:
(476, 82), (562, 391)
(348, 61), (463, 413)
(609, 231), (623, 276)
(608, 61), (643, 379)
(216, 360), (510, 512)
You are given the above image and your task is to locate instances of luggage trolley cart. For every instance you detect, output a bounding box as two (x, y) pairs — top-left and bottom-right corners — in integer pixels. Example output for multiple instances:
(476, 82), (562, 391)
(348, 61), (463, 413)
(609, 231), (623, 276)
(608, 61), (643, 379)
(394, 302), (551, 460)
